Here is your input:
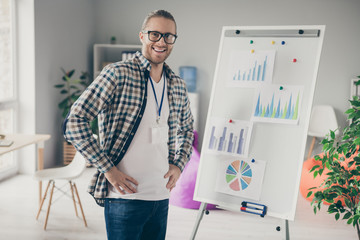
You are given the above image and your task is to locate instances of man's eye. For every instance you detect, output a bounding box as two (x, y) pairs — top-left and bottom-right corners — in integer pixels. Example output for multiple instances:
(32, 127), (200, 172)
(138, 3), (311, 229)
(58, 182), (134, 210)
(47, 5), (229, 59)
(151, 32), (160, 38)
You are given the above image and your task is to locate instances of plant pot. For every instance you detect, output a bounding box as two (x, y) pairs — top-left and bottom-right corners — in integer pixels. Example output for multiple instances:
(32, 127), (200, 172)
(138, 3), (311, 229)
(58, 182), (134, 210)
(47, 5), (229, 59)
(63, 141), (77, 165)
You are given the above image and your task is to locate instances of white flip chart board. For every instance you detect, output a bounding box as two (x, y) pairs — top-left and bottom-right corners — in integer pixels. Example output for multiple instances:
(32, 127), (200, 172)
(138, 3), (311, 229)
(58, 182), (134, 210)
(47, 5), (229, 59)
(193, 26), (325, 220)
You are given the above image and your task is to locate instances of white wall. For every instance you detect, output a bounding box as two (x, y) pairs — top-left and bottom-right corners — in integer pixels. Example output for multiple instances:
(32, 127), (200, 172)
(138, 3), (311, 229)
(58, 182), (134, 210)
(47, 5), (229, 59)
(93, 0), (360, 154)
(33, 0), (95, 167)
(17, 0), (36, 173)
(29, 0), (360, 167)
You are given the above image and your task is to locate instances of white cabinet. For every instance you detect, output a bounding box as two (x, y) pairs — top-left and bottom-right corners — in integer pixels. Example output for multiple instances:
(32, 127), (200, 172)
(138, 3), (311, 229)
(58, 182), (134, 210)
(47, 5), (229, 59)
(93, 44), (141, 78)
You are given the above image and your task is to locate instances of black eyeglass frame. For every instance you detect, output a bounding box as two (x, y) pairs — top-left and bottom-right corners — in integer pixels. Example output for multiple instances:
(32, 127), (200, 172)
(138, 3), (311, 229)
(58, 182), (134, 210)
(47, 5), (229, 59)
(142, 30), (178, 44)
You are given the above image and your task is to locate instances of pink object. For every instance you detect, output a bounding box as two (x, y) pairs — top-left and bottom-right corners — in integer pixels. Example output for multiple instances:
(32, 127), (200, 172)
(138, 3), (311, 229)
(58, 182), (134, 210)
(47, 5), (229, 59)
(169, 131), (217, 210)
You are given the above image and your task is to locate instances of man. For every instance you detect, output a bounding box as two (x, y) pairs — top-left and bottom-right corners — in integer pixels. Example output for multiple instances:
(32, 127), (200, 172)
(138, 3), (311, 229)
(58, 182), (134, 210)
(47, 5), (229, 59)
(63, 10), (194, 240)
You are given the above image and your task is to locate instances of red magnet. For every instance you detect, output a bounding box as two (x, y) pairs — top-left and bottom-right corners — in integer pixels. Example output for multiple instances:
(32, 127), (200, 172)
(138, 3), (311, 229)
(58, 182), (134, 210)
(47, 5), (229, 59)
(229, 119), (233, 123)
(293, 58), (297, 63)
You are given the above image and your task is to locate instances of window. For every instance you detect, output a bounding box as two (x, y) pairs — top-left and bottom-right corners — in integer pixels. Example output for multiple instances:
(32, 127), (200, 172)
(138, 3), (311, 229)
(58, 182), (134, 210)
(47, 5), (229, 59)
(0, 0), (16, 176)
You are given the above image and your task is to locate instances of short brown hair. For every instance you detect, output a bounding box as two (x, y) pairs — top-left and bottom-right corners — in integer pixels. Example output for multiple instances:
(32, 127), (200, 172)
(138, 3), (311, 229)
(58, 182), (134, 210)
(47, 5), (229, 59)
(141, 10), (177, 32)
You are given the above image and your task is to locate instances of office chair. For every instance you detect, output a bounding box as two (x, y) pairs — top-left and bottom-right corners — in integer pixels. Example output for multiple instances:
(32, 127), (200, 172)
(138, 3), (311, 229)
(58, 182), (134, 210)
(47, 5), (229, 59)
(34, 151), (87, 230)
(306, 105), (339, 159)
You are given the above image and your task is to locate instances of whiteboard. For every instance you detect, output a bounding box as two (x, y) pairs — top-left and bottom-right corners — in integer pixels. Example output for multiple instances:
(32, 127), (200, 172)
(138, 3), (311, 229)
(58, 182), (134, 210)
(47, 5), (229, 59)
(193, 26), (325, 220)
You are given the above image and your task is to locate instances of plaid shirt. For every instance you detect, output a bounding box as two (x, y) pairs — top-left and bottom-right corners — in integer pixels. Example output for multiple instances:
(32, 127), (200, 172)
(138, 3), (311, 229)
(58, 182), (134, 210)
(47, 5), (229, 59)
(63, 51), (194, 206)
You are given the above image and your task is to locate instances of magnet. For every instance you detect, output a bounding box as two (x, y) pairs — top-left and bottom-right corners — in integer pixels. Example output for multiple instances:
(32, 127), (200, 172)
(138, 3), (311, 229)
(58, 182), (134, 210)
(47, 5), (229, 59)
(281, 41), (286, 45)
(229, 119), (233, 123)
(250, 40), (254, 44)
(293, 58), (297, 63)
(236, 30), (241, 34)
(251, 159), (255, 163)
(271, 41), (275, 45)
(279, 86), (284, 90)
(299, 29), (304, 35)
(251, 49), (255, 53)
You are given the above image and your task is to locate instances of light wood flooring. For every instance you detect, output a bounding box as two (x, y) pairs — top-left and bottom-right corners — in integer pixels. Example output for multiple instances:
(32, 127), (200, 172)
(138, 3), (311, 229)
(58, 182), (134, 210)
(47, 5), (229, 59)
(0, 167), (357, 240)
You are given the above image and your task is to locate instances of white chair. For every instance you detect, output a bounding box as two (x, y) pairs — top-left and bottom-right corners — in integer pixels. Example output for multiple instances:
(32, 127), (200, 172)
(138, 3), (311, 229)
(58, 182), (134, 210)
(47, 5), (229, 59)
(34, 151), (87, 230)
(307, 105), (339, 159)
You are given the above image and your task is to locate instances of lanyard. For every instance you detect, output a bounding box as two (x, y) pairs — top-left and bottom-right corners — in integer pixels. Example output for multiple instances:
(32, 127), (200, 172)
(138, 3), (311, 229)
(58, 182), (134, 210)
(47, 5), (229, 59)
(149, 75), (166, 123)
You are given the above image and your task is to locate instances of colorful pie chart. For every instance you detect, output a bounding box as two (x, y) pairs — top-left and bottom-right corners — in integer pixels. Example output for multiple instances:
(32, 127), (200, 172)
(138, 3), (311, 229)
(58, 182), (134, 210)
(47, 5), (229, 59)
(226, 160), (252, 191)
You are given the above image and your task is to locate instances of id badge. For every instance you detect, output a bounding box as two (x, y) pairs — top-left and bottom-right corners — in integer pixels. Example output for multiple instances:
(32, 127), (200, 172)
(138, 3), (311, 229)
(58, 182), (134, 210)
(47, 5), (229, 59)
(151, 123), (169, 144)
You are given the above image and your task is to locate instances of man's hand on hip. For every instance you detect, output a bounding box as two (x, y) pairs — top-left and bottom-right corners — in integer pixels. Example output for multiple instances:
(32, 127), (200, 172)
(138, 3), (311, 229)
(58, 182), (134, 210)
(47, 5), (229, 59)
(104, 166), (138, 194)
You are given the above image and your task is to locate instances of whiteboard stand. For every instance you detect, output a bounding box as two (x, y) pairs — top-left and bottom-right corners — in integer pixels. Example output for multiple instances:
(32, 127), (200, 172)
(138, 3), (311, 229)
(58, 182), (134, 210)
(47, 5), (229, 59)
(190, 202), (290, 240)
(190, 202), (208, 240)
(192, 25), (325, 240)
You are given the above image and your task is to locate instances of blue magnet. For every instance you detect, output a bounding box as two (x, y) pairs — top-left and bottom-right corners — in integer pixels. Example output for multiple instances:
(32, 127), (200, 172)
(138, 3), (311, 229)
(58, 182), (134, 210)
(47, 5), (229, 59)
(281, 41), (286, 45)
(251, 159), (255, 163)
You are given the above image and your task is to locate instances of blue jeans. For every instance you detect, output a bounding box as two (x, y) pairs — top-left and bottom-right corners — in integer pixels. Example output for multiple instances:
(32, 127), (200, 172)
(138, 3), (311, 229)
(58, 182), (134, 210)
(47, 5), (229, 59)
(104, 198), (169, 240)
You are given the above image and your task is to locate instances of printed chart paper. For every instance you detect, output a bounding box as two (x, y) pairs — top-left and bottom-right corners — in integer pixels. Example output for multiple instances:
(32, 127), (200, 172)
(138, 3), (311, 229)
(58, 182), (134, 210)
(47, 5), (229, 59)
(205, 118), (253, 157)
(227, 50), (276, 87)
(215, 157), (266, 200)
(251, 84), (304, 124)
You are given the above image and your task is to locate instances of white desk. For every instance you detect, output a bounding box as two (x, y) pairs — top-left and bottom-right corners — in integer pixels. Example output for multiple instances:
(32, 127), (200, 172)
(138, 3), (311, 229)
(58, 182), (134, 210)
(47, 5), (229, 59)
(0, 134), (51, 204)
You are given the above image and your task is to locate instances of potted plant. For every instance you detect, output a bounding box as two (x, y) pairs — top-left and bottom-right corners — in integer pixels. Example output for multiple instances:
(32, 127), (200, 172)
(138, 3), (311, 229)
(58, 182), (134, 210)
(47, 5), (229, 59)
(55, 68), (97, 165)
(307, 79), (360, 239)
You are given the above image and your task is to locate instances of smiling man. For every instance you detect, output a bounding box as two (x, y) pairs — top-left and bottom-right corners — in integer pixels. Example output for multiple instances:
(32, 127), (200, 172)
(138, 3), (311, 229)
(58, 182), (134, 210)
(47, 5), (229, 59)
(63, 9), (194, 240)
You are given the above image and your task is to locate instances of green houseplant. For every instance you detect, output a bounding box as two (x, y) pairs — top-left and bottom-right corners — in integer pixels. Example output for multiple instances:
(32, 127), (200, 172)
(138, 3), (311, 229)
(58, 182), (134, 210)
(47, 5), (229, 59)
(54, 68), (97, 134)
(307, 79), (360, 239)
(55, 68), (97, 165)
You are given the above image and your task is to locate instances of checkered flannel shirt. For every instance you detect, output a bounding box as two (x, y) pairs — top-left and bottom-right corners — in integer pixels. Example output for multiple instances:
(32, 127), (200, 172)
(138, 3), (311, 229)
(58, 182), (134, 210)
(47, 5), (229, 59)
(63, 51), (194, 206)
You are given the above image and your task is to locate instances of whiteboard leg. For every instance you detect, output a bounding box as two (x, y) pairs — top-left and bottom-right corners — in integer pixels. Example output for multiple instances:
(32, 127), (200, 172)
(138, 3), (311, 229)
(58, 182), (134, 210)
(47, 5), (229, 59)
(190, 202), (208, 240)
(282, 219), (290, 240)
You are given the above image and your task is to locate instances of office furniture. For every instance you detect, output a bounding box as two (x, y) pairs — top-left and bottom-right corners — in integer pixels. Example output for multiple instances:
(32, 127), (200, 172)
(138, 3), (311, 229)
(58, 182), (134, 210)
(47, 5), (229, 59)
(93, 44), (141, 78)
(0, 134), (51, 203)
(34, 151), (87, 230)
(307, 105), (338, 160)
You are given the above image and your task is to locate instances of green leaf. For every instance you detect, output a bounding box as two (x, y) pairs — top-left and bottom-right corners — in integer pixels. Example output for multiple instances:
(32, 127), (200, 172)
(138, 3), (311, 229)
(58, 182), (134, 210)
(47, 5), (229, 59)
(348, 161), (355, 168)
(54, 84), (65, 88)
(67, 69), (75, 78)
(344, 198), (353, 209)
(330, 130), (335, 140)
(310, 165), (320, 172)
(60, 89), (68, 94)
(335, 212), (340, 220)
(343, 212), (352, 220)
(347, 218), (353, 224)
(306, 191), (313, 198)
(345, 108), (355, 114)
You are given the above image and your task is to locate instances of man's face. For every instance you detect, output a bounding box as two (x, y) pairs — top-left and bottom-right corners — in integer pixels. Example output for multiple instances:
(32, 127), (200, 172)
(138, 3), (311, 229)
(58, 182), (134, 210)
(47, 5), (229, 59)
(139, 17), (176, 66)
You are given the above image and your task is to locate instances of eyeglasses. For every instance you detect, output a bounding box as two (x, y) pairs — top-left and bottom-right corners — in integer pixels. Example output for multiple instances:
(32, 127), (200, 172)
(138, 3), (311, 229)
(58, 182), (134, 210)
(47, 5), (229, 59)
(142, 30), (178, 44)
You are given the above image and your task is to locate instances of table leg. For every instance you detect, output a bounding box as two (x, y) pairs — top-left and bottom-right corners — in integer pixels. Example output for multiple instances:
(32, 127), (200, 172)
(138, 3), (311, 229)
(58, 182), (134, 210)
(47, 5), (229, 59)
(37, 142), (45, 205)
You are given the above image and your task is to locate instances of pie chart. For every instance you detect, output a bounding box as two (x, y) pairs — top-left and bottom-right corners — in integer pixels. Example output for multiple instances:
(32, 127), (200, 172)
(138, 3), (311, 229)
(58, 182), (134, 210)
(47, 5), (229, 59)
(225, 160), (252, 191)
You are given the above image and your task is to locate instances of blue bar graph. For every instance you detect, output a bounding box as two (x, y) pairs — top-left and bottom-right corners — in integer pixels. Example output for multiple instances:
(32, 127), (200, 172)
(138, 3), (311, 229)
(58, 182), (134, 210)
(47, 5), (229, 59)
(233, 56), (268, 82)
(208, 125), (248, 155)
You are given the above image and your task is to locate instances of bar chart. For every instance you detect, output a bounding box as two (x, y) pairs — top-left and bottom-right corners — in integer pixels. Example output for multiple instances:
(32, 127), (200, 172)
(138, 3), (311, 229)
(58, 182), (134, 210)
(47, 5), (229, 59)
(232, 56), (268, 82)
(206, 118), (253, 157)
(227, 50), (276, 87)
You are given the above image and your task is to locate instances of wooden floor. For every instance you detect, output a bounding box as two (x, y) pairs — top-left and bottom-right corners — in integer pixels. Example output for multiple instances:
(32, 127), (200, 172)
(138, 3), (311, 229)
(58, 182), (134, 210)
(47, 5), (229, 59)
(0, 167), (357, 240)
